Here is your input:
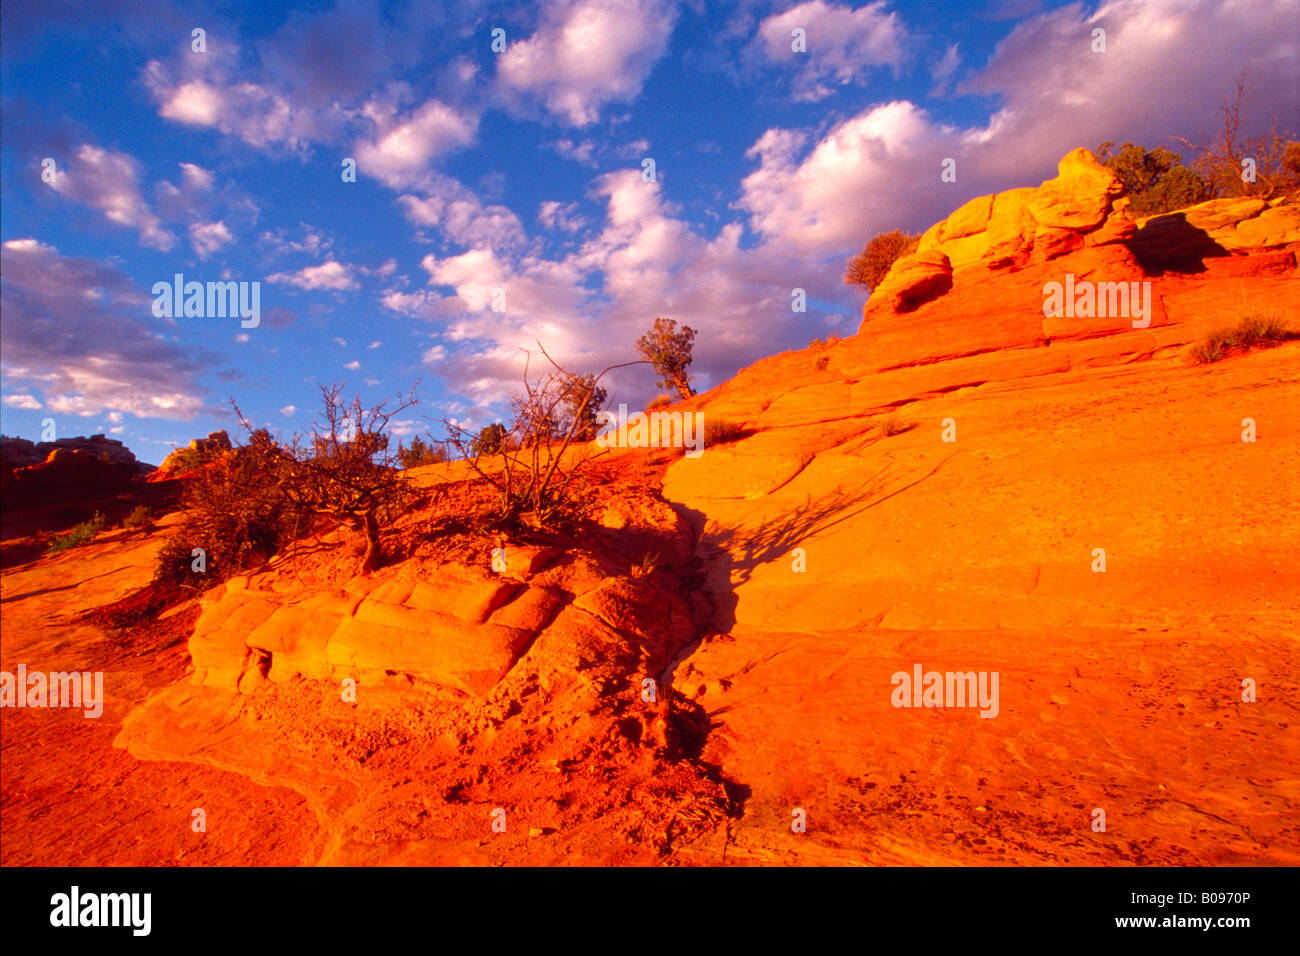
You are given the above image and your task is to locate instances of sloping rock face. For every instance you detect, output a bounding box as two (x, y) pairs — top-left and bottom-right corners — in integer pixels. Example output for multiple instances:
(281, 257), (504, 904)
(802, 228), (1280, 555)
(186, 495), (698, 700)
(651, 151), (1300, 864)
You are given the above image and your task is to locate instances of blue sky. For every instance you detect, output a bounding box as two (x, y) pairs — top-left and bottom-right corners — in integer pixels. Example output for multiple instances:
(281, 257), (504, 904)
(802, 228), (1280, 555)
(1, 0), (1295, 462)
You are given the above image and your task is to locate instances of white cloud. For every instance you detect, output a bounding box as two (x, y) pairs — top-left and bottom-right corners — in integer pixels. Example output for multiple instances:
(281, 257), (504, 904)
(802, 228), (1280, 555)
(368, 340), (382, 349)
(145, 60), (346, 152)
(179, 161), (215, 192)
(539, 200), (586, 233)
(353, 97), (477, 190)
(259, 224), (332, 258)
(344, 360), (361, 370)
(234, 333), (250, 344)
(280, 404), (296, 416)
(3, 394), (42, 410)
(739, 100), (952, 256)
(549, 138), (598, 165)
(333, 337), (347, 347)
(46, 144), (175, 250)
(397, 174), (527, 250)
(189, 220), (234, 258)
(267, 260), (359, 291)
(497, 0), (678, 125)
(757, 1), (909, 101)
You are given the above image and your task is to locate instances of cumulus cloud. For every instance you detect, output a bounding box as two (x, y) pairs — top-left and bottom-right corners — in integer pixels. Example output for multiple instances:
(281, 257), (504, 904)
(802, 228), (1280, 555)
(3, 394), (43, 410)
(353, 97), (477, 190)
(46, 144), (176, 250)
(385, 172), (822, 408)
(497, 0), (678, 125)
(189, 220), (235, 258)
(757, 0), (909, 101)
(267, 260), (359, 291)
(344, 360), (361, 370)
(0, 239), (207, 420)
(397, 174), (527, 250)
(280, 404), (296, 416)
(739, 100), (953, 256)
(144, 58), (348, 152)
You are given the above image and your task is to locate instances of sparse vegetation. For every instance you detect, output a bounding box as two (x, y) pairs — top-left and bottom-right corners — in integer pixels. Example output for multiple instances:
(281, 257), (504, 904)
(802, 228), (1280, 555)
(1190, 313), (1295, 364)
(815, 355), (829, 371)
(163, 446), (203, 473)
(442, 345), (646, 529)
(1171, 72), (1300, 201)
(646, 393), (674, 411)
(881, 412), (908, 436)
(704, 417), (745, 446)
(47, 512), (106, 555)
(630, 551), (660, 578)
(636, 318), (697, 399)
(154, 386), (419, 585)
(844, 229), (920, 292)
(397, 436), (448, 468)
(122, 505), (153, 530)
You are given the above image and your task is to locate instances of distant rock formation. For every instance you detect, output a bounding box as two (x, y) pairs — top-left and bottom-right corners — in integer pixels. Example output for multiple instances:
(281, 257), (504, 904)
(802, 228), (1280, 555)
(154, 430), (232, 476)
(1, 433), (149, 474)
(2, 447), (134, 509)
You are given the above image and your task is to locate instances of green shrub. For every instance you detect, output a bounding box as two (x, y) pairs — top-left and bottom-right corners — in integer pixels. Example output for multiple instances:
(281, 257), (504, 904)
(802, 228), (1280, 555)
(48, 512), (106, 555)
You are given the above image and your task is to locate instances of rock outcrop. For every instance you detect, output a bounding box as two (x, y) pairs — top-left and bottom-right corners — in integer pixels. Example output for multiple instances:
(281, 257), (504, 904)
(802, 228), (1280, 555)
(2, 447), (134, 509)
(154, 430), (232, 476)
(1, 433), (148, 474)
(863, 148), (1300, 326)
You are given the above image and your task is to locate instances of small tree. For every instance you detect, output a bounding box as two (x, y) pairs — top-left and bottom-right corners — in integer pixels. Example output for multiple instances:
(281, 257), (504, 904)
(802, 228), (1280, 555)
(1096, 142), (1210, 214)
(844, 229), (920, 292)
(559, 373), (607, 440)
(635, 318), (696, 400)
(397, 436), (447, 468)
(1171, 71), (1300, 200)
(230, 386), (417, 575)
(472, 423), (508, 456)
